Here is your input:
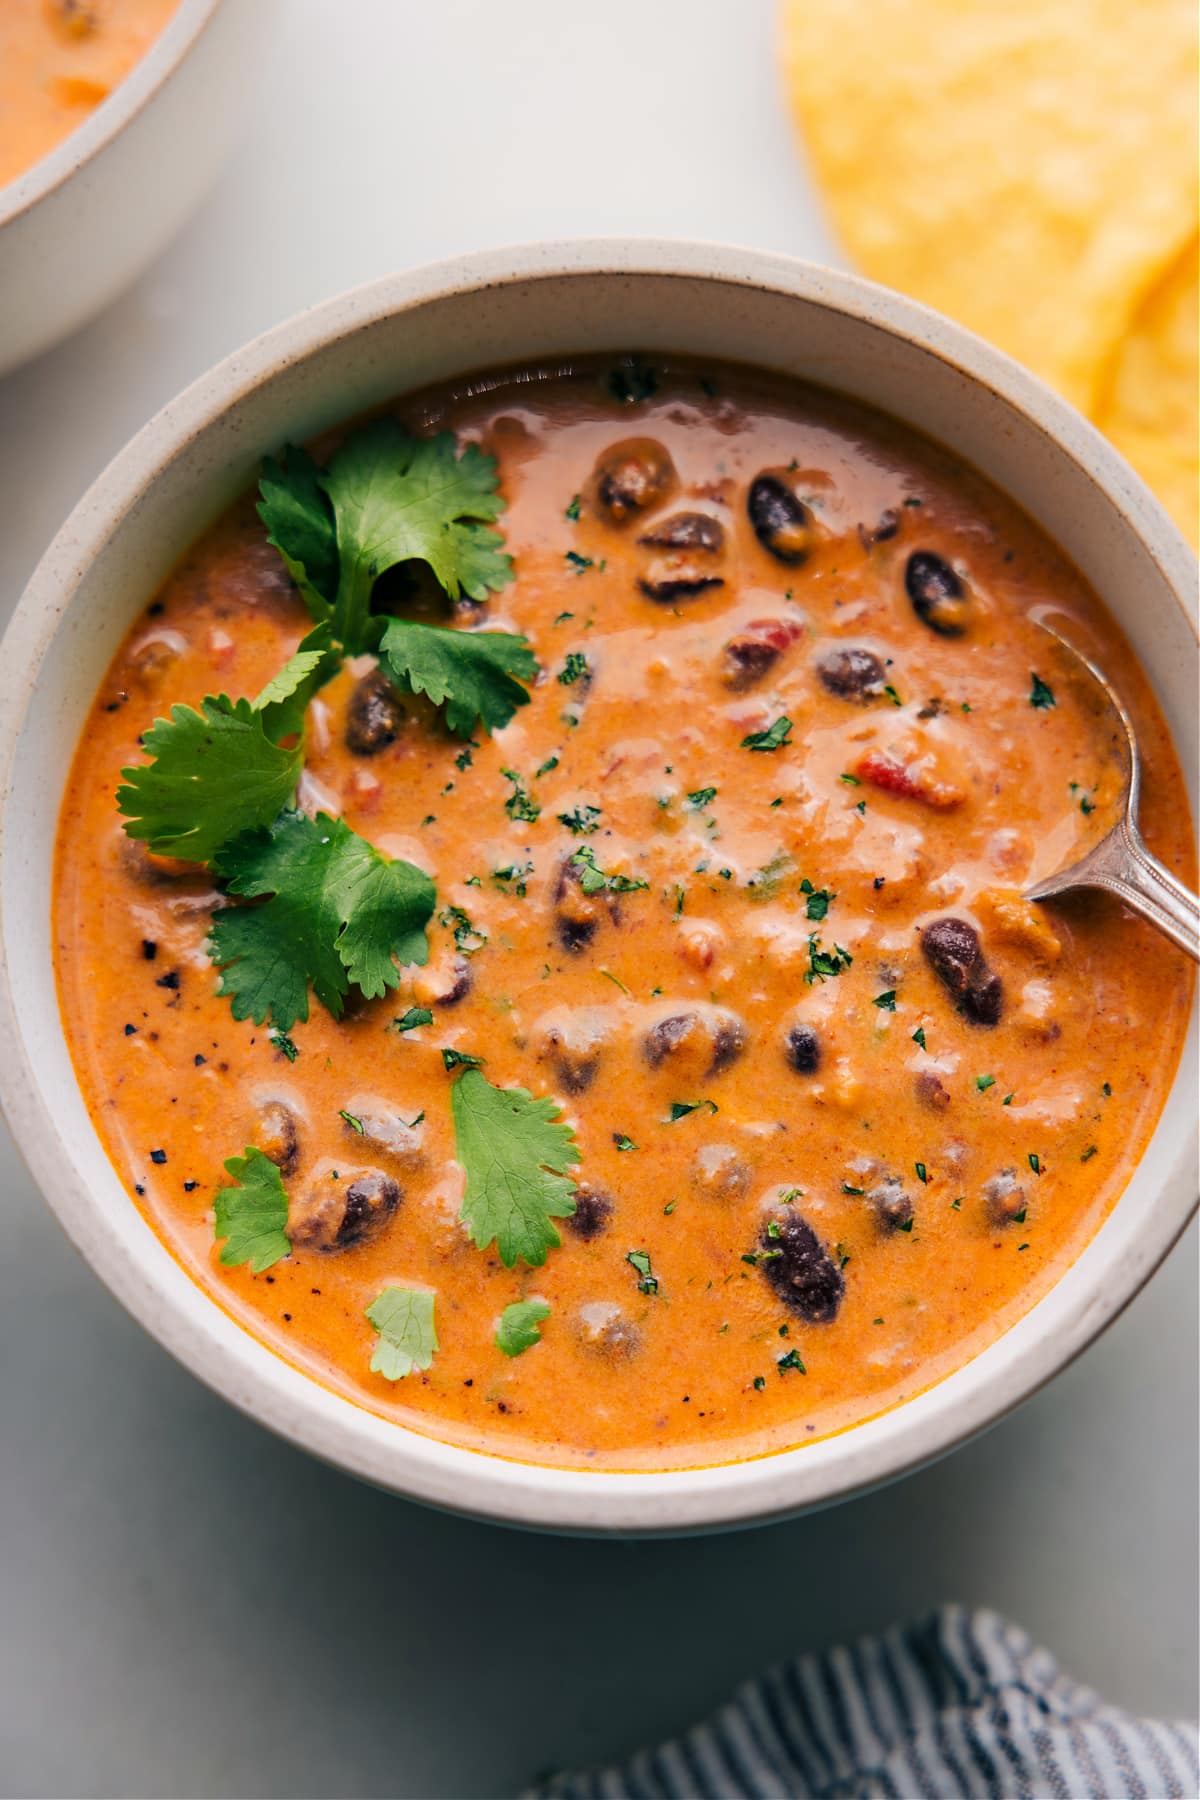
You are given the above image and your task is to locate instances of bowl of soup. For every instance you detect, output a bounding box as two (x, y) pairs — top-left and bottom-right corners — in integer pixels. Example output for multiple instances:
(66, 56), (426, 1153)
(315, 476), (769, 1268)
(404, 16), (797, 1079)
(0, 242), (1195, 1532)
(0, 0), (267, 375)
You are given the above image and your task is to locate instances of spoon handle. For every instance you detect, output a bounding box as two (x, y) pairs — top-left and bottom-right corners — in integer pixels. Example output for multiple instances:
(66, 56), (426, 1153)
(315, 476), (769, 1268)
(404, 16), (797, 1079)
(1029, 817), (1200, 962)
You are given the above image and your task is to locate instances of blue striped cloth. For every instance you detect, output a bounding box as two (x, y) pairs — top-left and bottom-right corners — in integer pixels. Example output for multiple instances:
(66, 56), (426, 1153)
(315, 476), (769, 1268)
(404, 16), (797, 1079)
(530, 1607), (1199, 1799)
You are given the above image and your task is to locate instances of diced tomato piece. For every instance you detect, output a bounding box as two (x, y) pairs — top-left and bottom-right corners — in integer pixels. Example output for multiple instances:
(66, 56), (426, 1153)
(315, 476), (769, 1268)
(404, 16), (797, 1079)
(855, 748), (963, 810)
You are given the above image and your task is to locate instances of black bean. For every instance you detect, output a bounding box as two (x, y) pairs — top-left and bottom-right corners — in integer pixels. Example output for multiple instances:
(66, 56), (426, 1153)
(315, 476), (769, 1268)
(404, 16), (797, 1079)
(963, 968), (1003, 1027)
(553, 856), (616, 953)
(638, 572), (724, 605)
(748, 474), (811, 565)
(432, 956), (473, 1007)
(639, 512), (725, 553)
(710, 1016), (748, 1073)
(129, 637), (180, 684)
(784, 1023), (820, 1074)
(722, 637), (780, 690)
(692, 1144), (752, 1202)
(914, 1070), (951, 1112)
(983, 1168), (1026, 1226)
(345, 669), (405, 755)
(576, 1302), (640, 1361)
(289, 1168), (400, 1252)
(565, 1184), (613, 1240)
(642, 1009), (746, 1076)
(921, 917), (979, 992)
(760, 1212), (844, 1322)
(859, 507), (900, 548)
(905, 551), (970, 636)
(257, 1099), (300, 1177)
(49, 0), (99, 35)
(816, 646), (887, 700)
(593, 438), (677, 524)
(643, 1012), (698, 1067)
(921, 917), (1003, 1026)
(338, 1172), (401, 1247)
(538, 1024), (604, 1095)
(868, 1176), (914, 1231)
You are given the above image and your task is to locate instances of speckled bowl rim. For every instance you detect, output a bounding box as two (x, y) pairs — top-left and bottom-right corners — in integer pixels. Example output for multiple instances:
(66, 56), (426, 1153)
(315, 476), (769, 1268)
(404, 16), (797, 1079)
(0, 241), (1195, 1535)
(0, 0), (223, 231)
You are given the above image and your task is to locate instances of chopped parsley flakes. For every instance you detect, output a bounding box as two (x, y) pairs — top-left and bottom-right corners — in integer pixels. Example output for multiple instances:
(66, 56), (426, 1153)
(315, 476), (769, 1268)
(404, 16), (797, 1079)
(800, 878), (834, 921)
(741, 716), (793, 752)
(666, 1099), (718, 1122)
(626, 1250), (659, 1295)
(502, 767), (540, 823)
(557, 804), (602, 836)
(804, 934), (853, 984)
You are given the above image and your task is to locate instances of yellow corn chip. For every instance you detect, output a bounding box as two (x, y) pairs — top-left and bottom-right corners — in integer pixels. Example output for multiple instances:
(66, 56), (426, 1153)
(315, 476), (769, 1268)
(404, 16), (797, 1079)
(1095, 237), (1198, 547)
(778, 0), (1198, 421)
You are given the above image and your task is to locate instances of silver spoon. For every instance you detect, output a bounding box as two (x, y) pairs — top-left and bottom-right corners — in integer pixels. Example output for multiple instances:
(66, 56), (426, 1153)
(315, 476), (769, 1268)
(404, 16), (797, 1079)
(1022, 617), (1199, 962)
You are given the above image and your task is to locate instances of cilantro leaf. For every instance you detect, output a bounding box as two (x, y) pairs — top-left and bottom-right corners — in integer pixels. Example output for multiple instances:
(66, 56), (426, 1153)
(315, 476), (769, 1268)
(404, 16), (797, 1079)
(557, 805), (602, 836)
(570, 846), (649, 894)
(741, 716), (793, 752)
(1029, 673), (1056, 710)
(321, 422), (513, 651)
(118, 696), (303, 863)
(805, 934), (853, 983)
(450, 1066), (579, 1268)
(213, 1146), (291, 1272)
(377, 618), (536, 738)
(366, 1286), (438, 1379)
(666, 1099), (718, 1122)
(257, 445), (338, 623)
(390, 1006), (434, 1034)
(495, 1298), (551, 1357)
(626, 1249), (659, 1295)
(253, 623), (339, 740)
(210, 810), (435, 1030)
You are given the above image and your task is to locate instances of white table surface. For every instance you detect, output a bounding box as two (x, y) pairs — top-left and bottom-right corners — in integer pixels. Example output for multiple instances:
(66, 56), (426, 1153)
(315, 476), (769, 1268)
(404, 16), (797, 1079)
(0, 3), (1195, 1795)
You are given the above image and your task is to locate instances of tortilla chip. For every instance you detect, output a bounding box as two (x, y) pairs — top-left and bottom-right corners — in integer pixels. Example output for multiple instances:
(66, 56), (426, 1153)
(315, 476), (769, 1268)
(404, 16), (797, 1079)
(779, 0), (1198, 418)
(1095, 237), (1198, 547)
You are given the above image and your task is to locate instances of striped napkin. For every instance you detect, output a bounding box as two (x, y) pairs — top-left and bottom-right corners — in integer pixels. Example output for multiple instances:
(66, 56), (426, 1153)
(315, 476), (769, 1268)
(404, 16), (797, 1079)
(530, 1606), (1199, 1799)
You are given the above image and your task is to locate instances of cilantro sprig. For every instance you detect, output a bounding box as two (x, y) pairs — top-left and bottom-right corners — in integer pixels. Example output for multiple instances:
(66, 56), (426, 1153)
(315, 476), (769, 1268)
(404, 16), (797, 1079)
(260, 421), (514, 654)
(450, 1066), (580, 1267)
(210, 810), (435, 1030)
(116, 624), (333, 861)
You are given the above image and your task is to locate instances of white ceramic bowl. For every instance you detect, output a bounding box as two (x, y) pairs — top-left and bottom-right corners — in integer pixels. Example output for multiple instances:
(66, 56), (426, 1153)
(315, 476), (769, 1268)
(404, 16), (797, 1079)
(0, 0), (268, 376)
(0, 242), (1195, 1534)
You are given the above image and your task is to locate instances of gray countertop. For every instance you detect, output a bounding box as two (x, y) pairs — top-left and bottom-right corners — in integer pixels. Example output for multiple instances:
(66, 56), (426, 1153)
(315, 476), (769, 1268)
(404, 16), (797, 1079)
(1, 4), (1195, 1795)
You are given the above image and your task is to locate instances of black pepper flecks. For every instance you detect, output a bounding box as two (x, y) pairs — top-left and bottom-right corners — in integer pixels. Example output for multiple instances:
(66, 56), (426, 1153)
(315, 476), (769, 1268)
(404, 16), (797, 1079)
(141, 940), (158, 961)
(149, 1149), (167, 1165)
(155, 970), (180, 990)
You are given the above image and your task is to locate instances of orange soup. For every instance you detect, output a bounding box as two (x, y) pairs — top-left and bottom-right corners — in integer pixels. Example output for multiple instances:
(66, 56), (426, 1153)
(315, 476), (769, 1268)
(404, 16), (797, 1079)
(0, 0), (181, 190)
(53, 357), (1195, 1471)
